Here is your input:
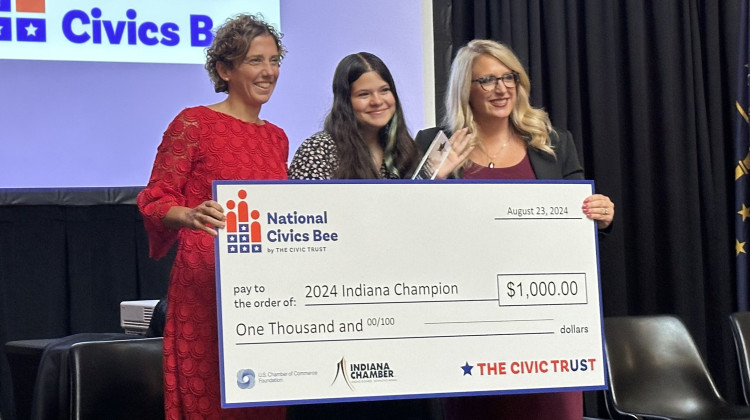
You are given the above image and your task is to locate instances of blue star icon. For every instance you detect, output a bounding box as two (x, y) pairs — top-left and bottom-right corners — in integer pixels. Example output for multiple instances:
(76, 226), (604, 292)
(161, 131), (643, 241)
(0, 17), (11, 41)
(16, 18), (46, 42)
(461, 362), (474, 375)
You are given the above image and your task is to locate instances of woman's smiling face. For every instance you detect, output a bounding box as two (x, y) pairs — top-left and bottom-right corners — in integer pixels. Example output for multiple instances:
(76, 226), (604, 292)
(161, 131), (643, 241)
(469, 54), (517, 124)
(350, 70), (396, 135)
(224, 34), (281, 107)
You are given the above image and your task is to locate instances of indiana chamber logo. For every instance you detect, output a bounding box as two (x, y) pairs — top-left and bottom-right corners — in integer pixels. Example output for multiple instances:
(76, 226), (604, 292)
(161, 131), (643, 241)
(225, 189), (263, 254)
(330, 357), (396, 391)
(0, 0), (46, 42)
(0, 0), (280, 63)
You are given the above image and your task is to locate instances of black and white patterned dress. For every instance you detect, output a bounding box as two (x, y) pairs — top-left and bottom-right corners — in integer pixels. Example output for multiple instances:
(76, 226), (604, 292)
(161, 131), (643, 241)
(288, 130), (394, 179)
(288, 131), (340, 179)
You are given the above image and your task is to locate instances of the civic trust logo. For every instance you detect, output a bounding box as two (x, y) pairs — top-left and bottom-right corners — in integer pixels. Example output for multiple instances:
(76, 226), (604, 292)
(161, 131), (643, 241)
(0, 0), (281, 64)
(459, 358), (598, 376)
(0, 0), (46, 42)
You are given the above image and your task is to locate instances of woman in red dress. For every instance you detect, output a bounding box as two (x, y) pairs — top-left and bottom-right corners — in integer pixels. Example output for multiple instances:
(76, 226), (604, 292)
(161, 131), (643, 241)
(138, 14), (288, 420)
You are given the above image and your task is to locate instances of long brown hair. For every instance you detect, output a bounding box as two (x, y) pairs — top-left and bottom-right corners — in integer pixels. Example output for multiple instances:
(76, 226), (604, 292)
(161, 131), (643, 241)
(324, 52), (419, 179)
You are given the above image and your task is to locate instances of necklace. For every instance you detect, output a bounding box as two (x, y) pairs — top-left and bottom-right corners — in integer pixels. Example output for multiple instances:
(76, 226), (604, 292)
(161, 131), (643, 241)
(479, 135), (512, 168)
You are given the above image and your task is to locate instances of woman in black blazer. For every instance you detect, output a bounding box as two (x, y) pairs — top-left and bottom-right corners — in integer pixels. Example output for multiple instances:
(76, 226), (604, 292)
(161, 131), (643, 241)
(416, 39), (613, 230)
(416, 39), (614, 420)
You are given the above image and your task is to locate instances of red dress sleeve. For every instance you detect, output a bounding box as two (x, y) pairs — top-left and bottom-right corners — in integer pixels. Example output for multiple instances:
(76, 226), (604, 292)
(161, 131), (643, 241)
(137, 110), (201, 259)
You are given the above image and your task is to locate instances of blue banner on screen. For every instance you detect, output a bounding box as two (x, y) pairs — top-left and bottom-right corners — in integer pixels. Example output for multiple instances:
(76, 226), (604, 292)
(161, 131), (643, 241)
(0, 0), (428, 190)
(0, 0), (280, 63)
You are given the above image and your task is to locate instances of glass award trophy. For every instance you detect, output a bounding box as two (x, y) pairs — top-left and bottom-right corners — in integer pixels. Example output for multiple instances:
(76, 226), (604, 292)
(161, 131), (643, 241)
(411, 130), (451, 180)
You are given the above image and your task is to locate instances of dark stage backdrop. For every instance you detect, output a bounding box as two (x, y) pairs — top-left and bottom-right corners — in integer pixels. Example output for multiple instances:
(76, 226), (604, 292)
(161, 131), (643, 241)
(0, 1), (745, 419)
(433, 0), (743, 414)
(0, 200), (174, 420)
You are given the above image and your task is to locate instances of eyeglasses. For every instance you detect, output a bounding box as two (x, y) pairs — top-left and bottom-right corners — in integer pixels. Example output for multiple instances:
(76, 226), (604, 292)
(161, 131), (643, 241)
(472, 72), (519, 91)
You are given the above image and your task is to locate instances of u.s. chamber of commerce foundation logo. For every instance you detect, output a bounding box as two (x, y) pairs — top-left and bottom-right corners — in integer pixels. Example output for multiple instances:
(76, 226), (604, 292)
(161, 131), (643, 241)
(237, 369), (256, 389)
(225, 189), (263, 254)
(0, 0), (280, 63)
(0, 0), (46, 42)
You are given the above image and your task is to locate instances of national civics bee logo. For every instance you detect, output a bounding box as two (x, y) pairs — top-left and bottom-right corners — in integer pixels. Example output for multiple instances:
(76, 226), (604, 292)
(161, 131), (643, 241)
(225, 189), (263, 254)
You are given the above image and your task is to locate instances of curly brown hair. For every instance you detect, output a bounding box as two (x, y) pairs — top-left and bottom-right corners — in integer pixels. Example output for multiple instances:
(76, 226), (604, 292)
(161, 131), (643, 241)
(205, 14), (286, 93)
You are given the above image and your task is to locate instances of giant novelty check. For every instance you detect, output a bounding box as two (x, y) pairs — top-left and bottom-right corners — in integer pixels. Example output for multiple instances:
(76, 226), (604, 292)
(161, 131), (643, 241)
(213, 180), (607, 408)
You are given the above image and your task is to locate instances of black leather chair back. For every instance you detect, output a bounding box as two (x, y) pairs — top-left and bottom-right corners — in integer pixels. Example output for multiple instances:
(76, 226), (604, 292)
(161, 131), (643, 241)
(68, 337), (164, 420)
(604, 315), (750, 419)
(729, 312), (750, 405)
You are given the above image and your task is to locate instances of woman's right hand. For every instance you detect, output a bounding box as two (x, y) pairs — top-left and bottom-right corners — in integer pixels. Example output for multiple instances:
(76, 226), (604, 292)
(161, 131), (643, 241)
(164, 201), (226, 236)
(436, 128), (474, 179)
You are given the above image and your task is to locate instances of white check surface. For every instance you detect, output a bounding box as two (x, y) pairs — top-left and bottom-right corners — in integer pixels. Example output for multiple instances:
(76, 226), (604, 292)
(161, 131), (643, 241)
(213, 180), (607, 408)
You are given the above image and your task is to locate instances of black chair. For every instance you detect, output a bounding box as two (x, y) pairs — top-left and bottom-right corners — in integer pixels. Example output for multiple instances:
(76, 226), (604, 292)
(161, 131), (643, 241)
(68, 337), (164, 420)
(729, 312), (750, 405)
(604, 315), (750, 419)
(7, 333), (135, 420)
(4, 338), (56, 420)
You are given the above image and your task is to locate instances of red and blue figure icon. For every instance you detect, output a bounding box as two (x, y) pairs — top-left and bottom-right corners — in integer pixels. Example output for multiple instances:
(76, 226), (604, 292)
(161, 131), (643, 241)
(226, 189), (262, 253)
(0, 0), (46, 42)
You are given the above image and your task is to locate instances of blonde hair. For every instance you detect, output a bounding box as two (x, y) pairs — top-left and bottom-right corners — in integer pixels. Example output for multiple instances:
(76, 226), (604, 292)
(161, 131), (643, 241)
(443, 39), (555, 157)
